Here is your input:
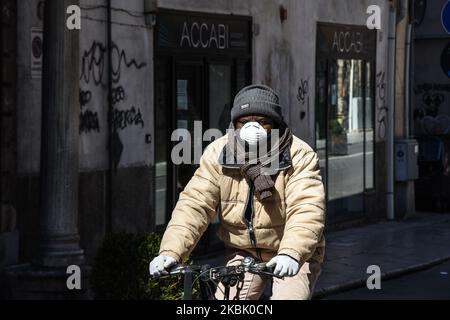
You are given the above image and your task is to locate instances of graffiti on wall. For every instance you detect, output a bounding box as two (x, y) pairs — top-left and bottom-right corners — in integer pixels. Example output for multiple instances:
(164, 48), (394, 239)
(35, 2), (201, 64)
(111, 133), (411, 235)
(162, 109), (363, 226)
(79, 89), (92, 107)
(296, 78), (309, 120)
(79, 40), (148, 166)
(79, 109), (100, 134)
(111, 106), (145, 131)
(110, 44), (147, 83)
(80, 41), (106, 86)
(376, 71), (388, 140)
(414, 82), (450, 136)
(80, 41), (147, 86)
(79, 89), (100, 134)
(111, 86), (125, 105)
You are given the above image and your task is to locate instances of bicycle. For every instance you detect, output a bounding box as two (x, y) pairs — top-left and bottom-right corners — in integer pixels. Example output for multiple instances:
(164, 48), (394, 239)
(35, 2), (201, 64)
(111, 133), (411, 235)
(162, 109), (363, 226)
(150, 256), (283, 300)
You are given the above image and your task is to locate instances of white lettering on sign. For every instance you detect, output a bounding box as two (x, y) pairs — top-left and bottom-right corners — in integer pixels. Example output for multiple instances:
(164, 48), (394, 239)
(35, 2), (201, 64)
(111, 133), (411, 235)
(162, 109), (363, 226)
(332, 31), (363, 54)
(191, 22), (200, 48)
(180, 21), (228, 49)
(200, 23), (208, 47)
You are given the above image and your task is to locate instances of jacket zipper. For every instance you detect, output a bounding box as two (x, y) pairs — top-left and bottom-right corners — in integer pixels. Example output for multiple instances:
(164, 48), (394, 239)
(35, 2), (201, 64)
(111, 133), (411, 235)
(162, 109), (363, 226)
(243, 181), (262, 261)
(242, 182), (255, 246)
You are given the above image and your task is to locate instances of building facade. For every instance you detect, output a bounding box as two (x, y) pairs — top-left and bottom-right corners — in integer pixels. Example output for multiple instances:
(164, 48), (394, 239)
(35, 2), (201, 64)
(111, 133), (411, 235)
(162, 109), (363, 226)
(151, 0), (392, 255)
(412, 0), (450, 212)
(1, 0), (402, 287)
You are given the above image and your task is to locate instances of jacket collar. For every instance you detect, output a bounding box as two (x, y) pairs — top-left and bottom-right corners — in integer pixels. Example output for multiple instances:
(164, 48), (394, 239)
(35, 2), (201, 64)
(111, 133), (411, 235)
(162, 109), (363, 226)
(218, 141), (292, 172)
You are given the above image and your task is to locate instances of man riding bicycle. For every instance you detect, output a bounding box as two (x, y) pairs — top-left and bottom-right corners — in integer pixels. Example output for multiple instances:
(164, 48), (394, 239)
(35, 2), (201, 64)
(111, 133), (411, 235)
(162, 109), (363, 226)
(150, 84), (325, 300)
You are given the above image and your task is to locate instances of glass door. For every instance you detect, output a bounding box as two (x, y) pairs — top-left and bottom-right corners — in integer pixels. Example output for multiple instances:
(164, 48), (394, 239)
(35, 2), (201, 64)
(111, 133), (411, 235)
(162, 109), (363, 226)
(154, 59), (205, 228)
(173, 61), (205, 201)
(154, 57), (170, 226)
(154, 54), (250, 244)
(208, 63), (232, 134)
(316, 58), (375, 223)
(327, 59), (365, 220)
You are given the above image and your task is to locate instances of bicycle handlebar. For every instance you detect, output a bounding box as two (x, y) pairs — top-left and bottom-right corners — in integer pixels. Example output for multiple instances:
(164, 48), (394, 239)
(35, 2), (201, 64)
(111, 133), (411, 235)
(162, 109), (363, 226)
(150, 256), (284, 280)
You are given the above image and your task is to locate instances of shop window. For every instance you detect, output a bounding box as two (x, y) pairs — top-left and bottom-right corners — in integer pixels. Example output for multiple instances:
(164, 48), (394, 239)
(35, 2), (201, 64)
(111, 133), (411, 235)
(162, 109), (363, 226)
(315, 23), (376, 222)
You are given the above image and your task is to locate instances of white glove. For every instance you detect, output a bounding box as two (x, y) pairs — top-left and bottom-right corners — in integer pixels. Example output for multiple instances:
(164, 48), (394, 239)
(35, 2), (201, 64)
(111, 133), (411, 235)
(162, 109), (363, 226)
(266, 255), (299, 277)
(149, 255), (177, 277)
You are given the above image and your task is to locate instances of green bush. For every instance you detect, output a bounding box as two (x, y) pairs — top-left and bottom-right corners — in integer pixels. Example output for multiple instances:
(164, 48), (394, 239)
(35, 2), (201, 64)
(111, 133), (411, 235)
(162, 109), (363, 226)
(90, 232), (199, 300)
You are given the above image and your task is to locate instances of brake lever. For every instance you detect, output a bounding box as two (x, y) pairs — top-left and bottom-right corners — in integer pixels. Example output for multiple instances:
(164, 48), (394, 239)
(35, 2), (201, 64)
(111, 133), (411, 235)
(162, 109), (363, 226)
(249, 262), (284, 279)
(252, 269), (284, 279)
(150, 264), (185, 280)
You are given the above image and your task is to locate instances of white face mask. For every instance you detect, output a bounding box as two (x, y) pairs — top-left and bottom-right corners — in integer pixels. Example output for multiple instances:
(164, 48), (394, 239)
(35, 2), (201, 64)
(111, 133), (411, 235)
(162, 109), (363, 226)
(239, 122), (268, 146)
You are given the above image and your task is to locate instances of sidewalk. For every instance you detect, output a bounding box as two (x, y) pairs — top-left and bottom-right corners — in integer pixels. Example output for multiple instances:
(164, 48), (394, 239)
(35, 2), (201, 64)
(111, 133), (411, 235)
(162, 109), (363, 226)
(194, 212), (450, 299)
(313, 212), (450, 299)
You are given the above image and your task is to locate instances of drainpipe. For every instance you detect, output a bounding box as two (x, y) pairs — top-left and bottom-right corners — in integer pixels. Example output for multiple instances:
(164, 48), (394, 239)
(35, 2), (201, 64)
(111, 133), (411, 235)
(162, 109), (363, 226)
(407, 0), (418, 139)
(405, 23), (411, 138)
(387, 4), (396, 221)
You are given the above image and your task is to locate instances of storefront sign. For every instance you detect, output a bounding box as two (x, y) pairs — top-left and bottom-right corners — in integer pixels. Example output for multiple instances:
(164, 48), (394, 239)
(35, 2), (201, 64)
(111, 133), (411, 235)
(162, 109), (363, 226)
(317, 23), (376, 60)
(331, 31), (363, 54)
(179, 21), (228, 49)
(156, 11), (250, 54)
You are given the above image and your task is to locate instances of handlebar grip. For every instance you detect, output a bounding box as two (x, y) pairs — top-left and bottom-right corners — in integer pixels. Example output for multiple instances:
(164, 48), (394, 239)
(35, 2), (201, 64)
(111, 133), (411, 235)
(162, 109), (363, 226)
(248, 262), (284, 279)
(252, 262), (274, 272)
(150, 264), (203, 280)
(150, 264), (184, 280)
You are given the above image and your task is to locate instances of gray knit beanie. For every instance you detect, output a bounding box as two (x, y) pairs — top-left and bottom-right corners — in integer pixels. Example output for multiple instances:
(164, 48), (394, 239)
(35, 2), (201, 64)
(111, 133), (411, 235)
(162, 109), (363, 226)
(231, 84), (283, 125)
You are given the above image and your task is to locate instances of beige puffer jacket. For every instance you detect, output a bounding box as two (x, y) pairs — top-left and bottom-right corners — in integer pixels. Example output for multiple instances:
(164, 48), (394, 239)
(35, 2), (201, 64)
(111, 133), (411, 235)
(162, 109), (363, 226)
(159, 134), (326, 265)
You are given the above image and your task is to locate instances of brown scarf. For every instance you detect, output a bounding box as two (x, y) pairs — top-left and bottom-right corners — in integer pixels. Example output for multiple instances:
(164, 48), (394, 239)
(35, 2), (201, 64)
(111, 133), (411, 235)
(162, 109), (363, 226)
(229, 125), (293, 200)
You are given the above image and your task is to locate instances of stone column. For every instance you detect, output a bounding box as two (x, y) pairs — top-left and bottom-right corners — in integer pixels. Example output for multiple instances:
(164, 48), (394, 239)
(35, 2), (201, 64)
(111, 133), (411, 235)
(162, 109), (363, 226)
(38, 0), (84, 267)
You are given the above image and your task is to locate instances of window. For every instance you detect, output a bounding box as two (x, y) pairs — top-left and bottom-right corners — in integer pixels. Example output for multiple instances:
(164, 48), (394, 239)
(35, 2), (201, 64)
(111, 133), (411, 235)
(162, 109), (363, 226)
(315, 23), (376, 222)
